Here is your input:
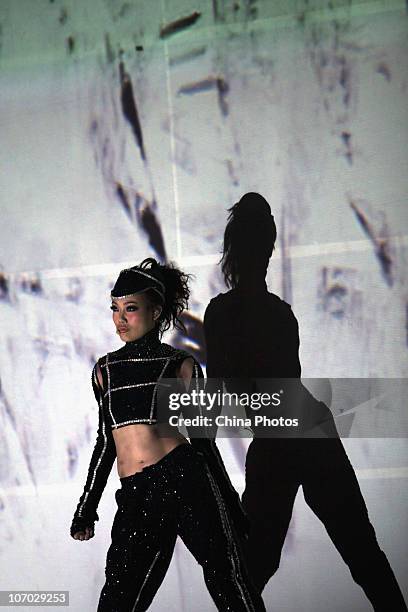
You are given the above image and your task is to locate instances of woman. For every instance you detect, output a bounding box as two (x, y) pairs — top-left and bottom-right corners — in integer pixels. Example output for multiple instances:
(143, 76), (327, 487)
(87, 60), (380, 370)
(70, 257), (265, 612)
(203, 193), (407, 611)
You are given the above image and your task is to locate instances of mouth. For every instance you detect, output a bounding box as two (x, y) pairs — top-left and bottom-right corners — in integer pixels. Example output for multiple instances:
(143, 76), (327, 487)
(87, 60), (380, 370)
(117, 328), (129, 333)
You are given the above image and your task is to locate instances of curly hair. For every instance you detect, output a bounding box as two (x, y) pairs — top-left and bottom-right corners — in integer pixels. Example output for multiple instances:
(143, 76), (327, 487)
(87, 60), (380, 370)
(136, 257), (192, 335)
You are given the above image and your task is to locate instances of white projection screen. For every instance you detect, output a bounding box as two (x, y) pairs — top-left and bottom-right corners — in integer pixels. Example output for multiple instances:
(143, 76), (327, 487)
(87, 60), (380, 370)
(1, 1), (407, 611)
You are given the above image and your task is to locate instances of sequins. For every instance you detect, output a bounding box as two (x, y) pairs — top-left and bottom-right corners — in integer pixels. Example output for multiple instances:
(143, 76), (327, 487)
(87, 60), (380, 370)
(100, 357), (169, 366)
(101, 328), (202, 429)
(131, 550), (161, 612)
(112, 419), (157, 428)
(97, 444), (266, 611)
(104, 382), (157, 397)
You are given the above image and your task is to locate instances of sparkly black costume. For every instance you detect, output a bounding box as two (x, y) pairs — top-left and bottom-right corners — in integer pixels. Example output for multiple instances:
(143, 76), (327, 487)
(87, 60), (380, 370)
(71, 327), (265, 612)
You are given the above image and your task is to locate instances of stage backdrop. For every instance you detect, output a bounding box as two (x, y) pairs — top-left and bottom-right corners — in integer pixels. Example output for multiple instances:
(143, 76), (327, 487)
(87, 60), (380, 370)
(1, 1), (407, 610)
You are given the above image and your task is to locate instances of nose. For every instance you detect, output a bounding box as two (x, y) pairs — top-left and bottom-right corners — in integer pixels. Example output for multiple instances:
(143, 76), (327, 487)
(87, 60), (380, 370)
(116, 310), (127, 323)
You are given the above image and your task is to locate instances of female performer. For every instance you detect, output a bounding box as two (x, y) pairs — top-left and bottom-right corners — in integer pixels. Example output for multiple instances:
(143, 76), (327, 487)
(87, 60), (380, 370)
(70, 257), (265, 612)
(203, 193), (407, 611)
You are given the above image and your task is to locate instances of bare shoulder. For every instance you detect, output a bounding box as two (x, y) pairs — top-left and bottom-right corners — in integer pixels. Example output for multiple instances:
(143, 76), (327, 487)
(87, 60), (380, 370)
(177, 356), (194, 380)
(176, 356), (194, 391)
(95, 362), (104, 391)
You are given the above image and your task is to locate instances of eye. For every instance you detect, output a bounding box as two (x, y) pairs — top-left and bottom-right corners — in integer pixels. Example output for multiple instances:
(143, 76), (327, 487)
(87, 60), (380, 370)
(110, 304), (138, 311)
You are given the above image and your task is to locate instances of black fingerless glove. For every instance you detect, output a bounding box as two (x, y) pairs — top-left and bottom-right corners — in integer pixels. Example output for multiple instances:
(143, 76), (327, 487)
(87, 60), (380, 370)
(70, 512), (98, 538)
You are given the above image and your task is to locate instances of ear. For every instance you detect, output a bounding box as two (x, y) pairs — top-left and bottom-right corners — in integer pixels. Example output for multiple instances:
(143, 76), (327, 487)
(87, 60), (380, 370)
(153, 305), (163, 321)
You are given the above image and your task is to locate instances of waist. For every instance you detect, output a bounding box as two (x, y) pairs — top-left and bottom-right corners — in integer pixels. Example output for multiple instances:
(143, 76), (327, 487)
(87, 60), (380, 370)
(113, 424), (188, 478)
(119, 441), (196, 487)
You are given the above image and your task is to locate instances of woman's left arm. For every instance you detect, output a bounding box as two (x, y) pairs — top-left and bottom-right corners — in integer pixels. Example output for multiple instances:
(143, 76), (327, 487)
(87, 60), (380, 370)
(177, 356), (212, 438)
(178, 356), (250, 541)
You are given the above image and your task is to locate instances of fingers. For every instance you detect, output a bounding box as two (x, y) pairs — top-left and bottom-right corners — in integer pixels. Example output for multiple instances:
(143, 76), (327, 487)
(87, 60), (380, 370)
(72, 527), (94, 541)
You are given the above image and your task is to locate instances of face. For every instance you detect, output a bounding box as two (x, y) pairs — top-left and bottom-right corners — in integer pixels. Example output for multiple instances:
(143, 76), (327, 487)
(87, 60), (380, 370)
(110, 292), (162, 342)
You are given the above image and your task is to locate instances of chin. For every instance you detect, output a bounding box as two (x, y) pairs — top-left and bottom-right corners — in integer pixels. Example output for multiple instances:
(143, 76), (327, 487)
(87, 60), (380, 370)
(124, 331), (141, 341)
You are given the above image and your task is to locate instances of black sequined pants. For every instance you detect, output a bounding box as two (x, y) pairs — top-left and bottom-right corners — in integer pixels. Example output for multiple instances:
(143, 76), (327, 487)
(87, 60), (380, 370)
(97, 443), (265, 612)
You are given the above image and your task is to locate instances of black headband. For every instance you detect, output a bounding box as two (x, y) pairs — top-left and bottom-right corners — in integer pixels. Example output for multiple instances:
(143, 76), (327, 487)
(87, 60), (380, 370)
(110, 267), (165, 302)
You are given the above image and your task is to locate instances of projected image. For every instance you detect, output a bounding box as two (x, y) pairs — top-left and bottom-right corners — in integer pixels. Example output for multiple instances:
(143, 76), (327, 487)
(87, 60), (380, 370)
(1, 1), (407, 611)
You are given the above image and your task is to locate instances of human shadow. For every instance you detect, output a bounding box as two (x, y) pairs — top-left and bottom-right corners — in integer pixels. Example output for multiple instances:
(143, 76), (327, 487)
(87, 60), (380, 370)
(203, 192), (407, 611)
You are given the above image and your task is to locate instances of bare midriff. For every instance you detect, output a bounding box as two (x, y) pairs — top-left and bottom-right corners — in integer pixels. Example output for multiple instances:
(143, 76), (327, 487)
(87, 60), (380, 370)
(112, 423), (189, 478)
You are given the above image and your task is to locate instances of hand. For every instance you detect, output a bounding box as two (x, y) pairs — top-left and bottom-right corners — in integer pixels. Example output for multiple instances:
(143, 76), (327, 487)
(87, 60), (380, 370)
(72, 526), (94, 541)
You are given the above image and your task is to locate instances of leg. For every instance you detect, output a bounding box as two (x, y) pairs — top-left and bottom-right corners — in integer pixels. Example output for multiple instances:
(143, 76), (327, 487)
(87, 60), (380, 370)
(241, 439), (300, 593)
(97, 468), (178, 612)
(174, 444), (266, 612)
(303, 438), (407, 612)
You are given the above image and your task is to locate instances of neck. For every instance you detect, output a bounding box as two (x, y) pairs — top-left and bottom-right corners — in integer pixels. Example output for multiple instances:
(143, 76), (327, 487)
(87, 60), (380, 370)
(125, 326), (161, 352)
(236, 274), (267, 293)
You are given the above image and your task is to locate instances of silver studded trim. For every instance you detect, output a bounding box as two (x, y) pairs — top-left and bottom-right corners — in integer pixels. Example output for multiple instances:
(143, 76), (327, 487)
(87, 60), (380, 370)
(111, 269), (166, 302)
(112, 419), (157, 428)
(204, 464), (256, 612)
(124, 268), (166, 291)
(105, 353), (117, 428)
(207, 438), (240, 497)
(131, 550), (161, 612)
(150, 358), (171, 421)
(77, 365), (108, 518)
(110, 291), (145, 300)
(110, 286), (165, 302)
(193, 361), (204, 420)
(190, 358), (237, 496)
(100, 357), (169, 366)
(103, 382), (156, 398)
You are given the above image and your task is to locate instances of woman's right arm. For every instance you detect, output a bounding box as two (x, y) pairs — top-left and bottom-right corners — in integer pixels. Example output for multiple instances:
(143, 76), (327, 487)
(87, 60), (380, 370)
(70, 361), (116, 540)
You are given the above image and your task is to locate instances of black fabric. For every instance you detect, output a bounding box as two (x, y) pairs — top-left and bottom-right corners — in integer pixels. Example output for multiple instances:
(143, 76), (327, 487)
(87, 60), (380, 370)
(190, 438), (250, 540)
(71, 328), (249, 545)
(111, 267), (165, 302)
(97, 442), (265, 612)
(70, 363), (116, 533)
(96, 328), (199, 428)
(124, 325), (162, 351)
